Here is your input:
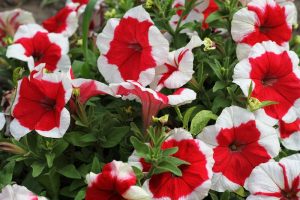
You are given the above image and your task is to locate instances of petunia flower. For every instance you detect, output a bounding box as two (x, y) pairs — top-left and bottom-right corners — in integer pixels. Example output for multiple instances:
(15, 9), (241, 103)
(0, 184), (47, 200)
(150, 35), (203, 91)
(231, 0), (295, 60)
(85, 160), (150, 200)
(97, 5), (169, 86)
(233, 41), (300, 124)
(6, 24), (71, 73)
(42, 6), (78, 37)
(202, 0), (219, 29)
(197, 106), (280, 192)
(111, 81), (196, 129)
(66, 0), (103, 14)
(0, 9), (35, 46)
(279, 119), (300, 151)
(71, 78), (113, 104)
(245, 154), (300, 200)
(10, 71), (73, 139)
(142, 128), (214, 200)
(169, 0), (209, 32)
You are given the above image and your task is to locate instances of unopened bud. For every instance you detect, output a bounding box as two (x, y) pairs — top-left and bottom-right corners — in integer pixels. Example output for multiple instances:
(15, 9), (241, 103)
(203, 38), (216, 51)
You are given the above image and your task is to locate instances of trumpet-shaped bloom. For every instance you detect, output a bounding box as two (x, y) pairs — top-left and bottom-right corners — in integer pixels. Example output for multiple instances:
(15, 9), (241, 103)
(111, 81), (196, 129)
(202, 0), (219, 29)
(10, 72), (73, 139)
(151, 35), (203, 91)
(231, 0), (295, 60)
(279, 119), (300, 151)
(42, 6), (78, 37)
(0, 9), (35, 46)
(97, 6), (169, 86)
(197, 106), (280, 192)
(6, 24), (71, 72)
(245, 154), (300, 200)
(85, 160), (150, 200)
(233, 41), (300, 123)
(0, 184), (47, 200)
(142, 128), (214, 200)
(71, 78), (113, 104)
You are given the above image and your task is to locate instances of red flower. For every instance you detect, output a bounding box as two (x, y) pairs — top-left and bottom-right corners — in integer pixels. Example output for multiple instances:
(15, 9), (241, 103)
(231, 0), (295, 60)
(279, 119), (300, 151)
(6, 24), (71, 73)
(111, 81), (196, 129)
(85, 161), (149, 200)
(71, 78), (113, 104)
(198, 106), (280, 191)
(97, 6), (169, 86)
(10, 72), (72, 139)
(202, 0), (219, 29)
(142, 128), (214, 200)
(233, 41), (300, 124)
(0, 9), (35, 46)
(42, 6), (78, 37)
(245, 154), (300, 200)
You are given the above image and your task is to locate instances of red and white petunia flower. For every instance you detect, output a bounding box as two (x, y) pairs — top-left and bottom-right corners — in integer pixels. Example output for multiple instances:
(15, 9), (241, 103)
(85, 160), (150, 200)
(142, 128), (214, 200)
(150, 35), (203, 91)
(245, 154), (300, 200)
(6, 24), (71, 73)
(202, 0), (219, 29)
(279, 119), (300, 151)
(97, 6), (169, 86)
(169, 0), (209, 32)
(111, 81), (196, 129)
(71, 78), (113, 104)
(233, 41), (300, 124)
(0, 9), (35, 46)
(42, 6), (78, 37)
(197, 106), (280, 192)
(66, 0), (103, 14)
(231, 0), (295, 60)
(0, 184), (48, 200)
(10, 71), (73, 139)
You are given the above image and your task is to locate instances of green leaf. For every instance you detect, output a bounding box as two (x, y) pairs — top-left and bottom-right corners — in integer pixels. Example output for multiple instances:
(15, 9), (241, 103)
(210, 192), (219, 200)
(31, 161), (45, 178)
(213, 81), (227, 92)
(100, 126), (130, 148)
(45, 153), (55, 168)
(82, 0), (98, 62)
(166, 156), (190, 166)
(221, 191), (230, 200)
(183, 106), (197, 129)
(74, 188), (86, 200)
(58, 164), (82, 179)
(0, 161), (15, 188)
(190, 110), (218, 135)
(64, 132), (97, 147)
(205, 11), (223, 24)
(130, 136), (151, 158)
(234, 187), (246, 197)
(156, 161), (182, 177)
(162, 147), (178, 156)
(91, 156), (102, 173)
(72, 60), (85, 77)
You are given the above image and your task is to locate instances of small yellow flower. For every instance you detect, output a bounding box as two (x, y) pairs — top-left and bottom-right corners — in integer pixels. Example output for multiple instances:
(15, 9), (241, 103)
(248, 97), (261, 111)
(145, 0), (154, 9)
(73, 88), (80, 97)
(203, 37), (216, 51)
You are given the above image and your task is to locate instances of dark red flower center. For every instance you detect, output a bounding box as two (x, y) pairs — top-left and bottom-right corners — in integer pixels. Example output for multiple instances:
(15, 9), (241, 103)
(229, 142), (245, 152)
(262, 76), (278, 86)
(128, 42), (142, 52)
(39, 97), (56, 111)
(281, 190), (298, 200)
(32, 51), (44, 62)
